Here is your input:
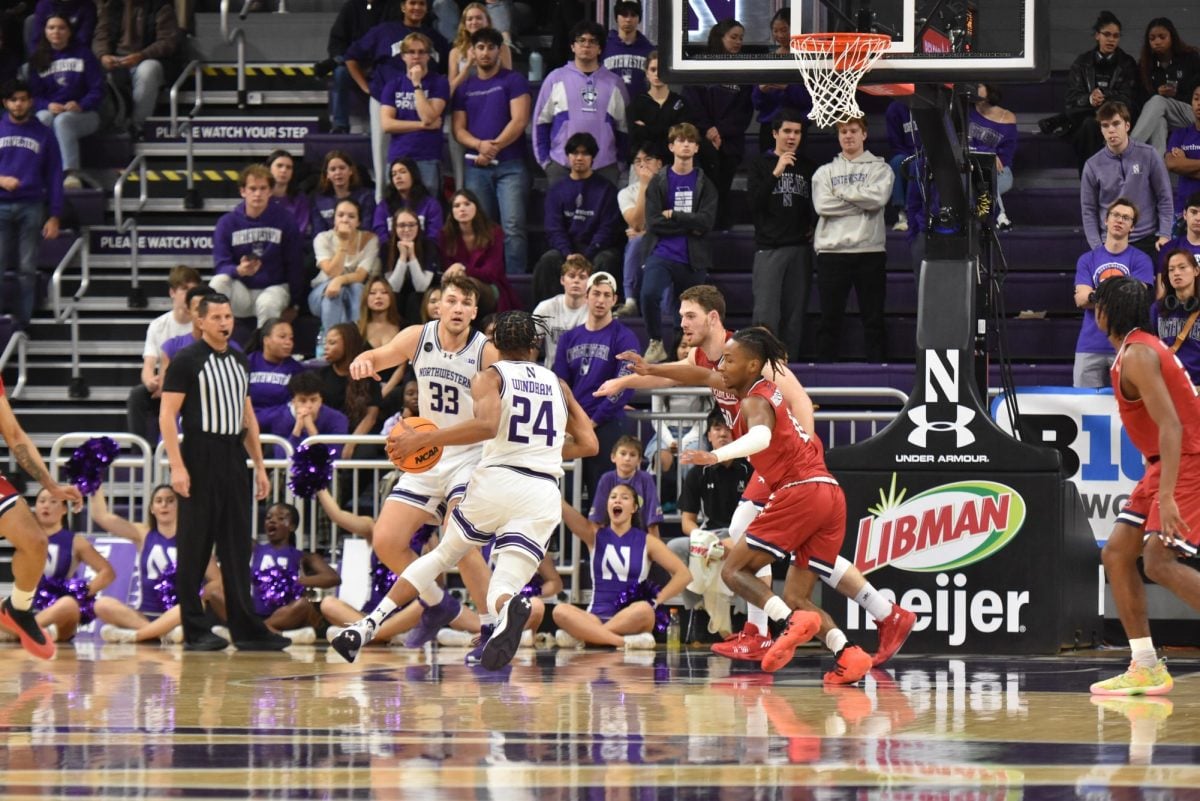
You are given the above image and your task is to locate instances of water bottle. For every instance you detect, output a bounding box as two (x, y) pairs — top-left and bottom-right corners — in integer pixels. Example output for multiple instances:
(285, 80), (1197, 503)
(529, 51), (544, 82)
(666, 608), (681, 650)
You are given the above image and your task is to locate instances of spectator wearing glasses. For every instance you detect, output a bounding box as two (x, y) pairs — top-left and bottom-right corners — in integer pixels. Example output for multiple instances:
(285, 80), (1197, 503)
(380, 32), (450, 196)
(1062, 11), (1138, 171)
(1072, 197), (1154, 388)
(533, 20), (630, 188)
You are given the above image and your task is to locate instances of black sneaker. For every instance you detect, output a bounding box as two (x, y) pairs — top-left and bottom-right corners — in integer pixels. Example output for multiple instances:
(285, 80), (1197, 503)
(480, 596), (531, 671)
(329, 620), (376, 663)
(236, 633), (291, 651)
(0, 598), (55, 659)
(184, 632), (230, 652)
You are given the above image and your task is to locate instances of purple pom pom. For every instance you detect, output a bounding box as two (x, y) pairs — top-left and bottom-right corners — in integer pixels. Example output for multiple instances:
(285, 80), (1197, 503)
(253, 566), (304, 612)
(32, 576), (95, 624)
(371, 561), (397, 602)
(64, 437), (120, 496)
(519, 573), (544, 598)
(288, 444), (338, 499)
(154, 563), (178, 610)
(409, 524), (435, 555)
(617, 579), (668, 633)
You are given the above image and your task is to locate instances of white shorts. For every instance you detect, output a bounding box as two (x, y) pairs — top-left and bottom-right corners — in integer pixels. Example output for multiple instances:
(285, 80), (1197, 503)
(450, 465), (563, 565)
(386, 446), (481, 518)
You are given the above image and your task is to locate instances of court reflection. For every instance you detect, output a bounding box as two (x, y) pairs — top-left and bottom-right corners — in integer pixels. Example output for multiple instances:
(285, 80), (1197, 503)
(0, 646), (1197, 800)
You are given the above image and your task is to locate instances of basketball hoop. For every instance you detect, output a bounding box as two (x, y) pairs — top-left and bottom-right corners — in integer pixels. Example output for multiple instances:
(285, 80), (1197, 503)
(790, 32), (892, 128)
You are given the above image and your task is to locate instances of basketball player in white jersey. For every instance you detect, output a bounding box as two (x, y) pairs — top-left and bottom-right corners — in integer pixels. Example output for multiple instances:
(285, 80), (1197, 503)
(346, 274), (499, 646)
(332, 311), (599, 668)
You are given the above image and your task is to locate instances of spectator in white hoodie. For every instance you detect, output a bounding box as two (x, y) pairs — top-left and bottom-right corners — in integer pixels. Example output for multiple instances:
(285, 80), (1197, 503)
(812, 116), (894, 362)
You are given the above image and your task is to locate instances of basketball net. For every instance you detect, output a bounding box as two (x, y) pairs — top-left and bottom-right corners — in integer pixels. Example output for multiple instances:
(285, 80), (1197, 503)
(790, 33), (893, 128)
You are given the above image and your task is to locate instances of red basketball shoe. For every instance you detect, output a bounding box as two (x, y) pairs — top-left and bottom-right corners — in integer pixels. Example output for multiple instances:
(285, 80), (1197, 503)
(0, 598), (56, 660)
(872, 605), (916, 666)
(761, 610), (820, 673)
(825, 644), (872, 685)
(711, 623), (774, 662)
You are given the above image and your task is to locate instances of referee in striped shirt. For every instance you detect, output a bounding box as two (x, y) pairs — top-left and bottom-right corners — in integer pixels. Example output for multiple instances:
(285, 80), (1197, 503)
(160, 293), (288, 651)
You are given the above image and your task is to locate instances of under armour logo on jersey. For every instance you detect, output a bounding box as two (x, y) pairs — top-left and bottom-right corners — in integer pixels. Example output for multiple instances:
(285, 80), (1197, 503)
(906, 405), (976, 448)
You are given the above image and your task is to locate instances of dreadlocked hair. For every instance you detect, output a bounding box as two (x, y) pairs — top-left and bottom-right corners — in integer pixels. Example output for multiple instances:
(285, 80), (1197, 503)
(492, 311), (549, 355)
(731, 326), (789, 375)
(1094, 275), (1151, 338)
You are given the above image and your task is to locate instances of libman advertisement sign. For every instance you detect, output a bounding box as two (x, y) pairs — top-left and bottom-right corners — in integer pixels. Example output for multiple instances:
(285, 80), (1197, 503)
(828, 472), (1067, 653)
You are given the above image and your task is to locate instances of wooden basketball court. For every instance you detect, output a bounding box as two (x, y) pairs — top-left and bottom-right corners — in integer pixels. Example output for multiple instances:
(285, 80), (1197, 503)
(3, 643), (1198, 799)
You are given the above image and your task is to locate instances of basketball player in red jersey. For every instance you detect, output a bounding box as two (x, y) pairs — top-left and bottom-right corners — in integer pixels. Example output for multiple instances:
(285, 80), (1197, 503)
(1090, 277), (1200, 696)
(0, 375), (84, 658)
(596, 285), (819, 660)
(681, 328), (902, 683)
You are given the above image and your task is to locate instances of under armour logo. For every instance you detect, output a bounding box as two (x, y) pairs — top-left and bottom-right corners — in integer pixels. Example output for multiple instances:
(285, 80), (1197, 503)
(906, 405), (976, 448)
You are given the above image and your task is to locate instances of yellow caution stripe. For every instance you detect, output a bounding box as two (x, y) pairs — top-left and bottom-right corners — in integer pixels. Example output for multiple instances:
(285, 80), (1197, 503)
(202, 65), (318, 77)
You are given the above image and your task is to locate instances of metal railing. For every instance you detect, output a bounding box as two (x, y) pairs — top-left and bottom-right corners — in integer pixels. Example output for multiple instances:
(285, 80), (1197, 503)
(169, 59), (205, 209)
(0, 328), (28, 398)
(49, 433), (156, 531)
(220, 0), (253, 108)
(48, 234), (92, 398)
(113, 153), (148, 309)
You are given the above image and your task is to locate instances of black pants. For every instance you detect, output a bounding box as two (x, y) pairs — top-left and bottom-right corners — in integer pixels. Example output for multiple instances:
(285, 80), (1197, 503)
(126, 384), (161, 443)
(175, 434), (272, 644)
(817, 251), (888, 362)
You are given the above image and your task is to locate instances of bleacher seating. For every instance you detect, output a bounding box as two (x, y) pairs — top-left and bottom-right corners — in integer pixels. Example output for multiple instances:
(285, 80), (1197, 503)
(0, 2), (1096, 456)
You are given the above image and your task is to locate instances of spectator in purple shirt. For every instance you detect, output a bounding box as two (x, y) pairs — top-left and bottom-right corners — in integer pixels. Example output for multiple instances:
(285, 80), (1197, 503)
(1152, 247), (1200, 384)
(373, 156), (443, 248)
(159, 286), (244, 368)
(1166, 87), (1200, 219)
(603, 1), (654, 97)
(969, 84), (1018, 230)
(211, 164), (305, 328)
(380, 32), (449, 196)
(451, 26), (531, 277)
(26, 0), (96, 52)
(345, 0), (450, 206)
(531, 131), (624, 305)
(246, 318), (304, 415)
(309, 149), (376, 235)
(552, 270), (639, 493)
(28, 14), (103, 188)
(587, 434), (663, 537)
(257, 370), (350, 455)
(267, 149), (312, 239)
(0, 78), (62, 330)
(885, 100), (919, 232)
(533, 20), (630, 187)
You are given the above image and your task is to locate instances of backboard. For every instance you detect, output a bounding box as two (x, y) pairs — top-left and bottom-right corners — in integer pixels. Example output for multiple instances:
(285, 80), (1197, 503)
(658, 0), (1047, 86)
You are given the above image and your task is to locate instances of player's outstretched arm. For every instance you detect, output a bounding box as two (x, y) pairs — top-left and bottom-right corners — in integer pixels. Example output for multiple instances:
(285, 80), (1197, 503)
(0, 393), (81, 505)
(89, 485), (148, 546)
(615, 349), (723, 390)
(681, 396), (776, 467)
(560, 381), (600, 461)
(593, 350), (691, 396)
(350, 324), (422, 381)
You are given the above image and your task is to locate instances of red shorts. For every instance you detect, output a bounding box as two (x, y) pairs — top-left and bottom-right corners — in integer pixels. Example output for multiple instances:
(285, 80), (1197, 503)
(741, 470), (772, 506)
(1118, 455), (1200, 556)
(0, 473), (20, 519)
(744, 478), (847, 577)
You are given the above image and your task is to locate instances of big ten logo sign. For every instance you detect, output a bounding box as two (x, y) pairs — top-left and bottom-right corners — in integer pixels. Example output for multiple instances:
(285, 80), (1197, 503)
(992, 391), (1140, 540)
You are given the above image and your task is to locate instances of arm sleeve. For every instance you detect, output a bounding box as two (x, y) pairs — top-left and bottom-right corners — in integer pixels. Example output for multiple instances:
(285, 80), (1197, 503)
(79, 53), (106, 111)
(747, 158), (773, 215)
(92, 5), (112, 58)
(711, 424), (772, 462)
(585, 185), (624, 258)
(997, 125), (1018, 170)
(552, 329), (571, 381)
(161, 348), (193, 394)
(835, 162), (894, 210)
(1080, 167), (1102, 250)
(543, 186), (572, 255)
(212, 217), (238, 277)
(639, 473), (663, 526)
(590, 327), (638, 426)
(1063, 56), (1092, 112)
(532, 80), (555, 166)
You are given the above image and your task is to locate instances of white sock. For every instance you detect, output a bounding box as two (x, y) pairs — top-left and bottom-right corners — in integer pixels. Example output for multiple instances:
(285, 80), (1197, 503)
(747, 604), (768, 632)
(854, 582), (894, 621)
(763, 596), (791, 622)
(480, 613), (496, 627)
(825, 628), (848, 655)
(1129, 636), (1157, 668)
(9, 587), (34, 611)
(419, 584), (444, 606)
(366, 597), (398, 628)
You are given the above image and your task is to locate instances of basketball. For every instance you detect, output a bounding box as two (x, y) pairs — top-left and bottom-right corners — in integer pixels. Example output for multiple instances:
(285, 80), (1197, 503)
(389, 417), (442, 473)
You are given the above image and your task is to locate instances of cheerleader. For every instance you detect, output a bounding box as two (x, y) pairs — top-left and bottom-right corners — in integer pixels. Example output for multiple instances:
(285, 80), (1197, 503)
(29, 487), (113, 642)
(553, 483), (689, 649)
